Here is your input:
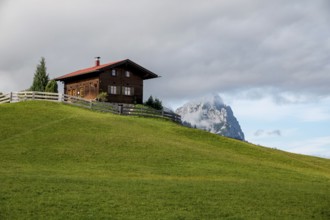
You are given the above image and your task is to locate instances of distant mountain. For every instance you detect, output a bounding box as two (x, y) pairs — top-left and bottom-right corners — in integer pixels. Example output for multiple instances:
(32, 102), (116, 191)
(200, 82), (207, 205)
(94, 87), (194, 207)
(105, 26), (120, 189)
(176, 95), (245, 141)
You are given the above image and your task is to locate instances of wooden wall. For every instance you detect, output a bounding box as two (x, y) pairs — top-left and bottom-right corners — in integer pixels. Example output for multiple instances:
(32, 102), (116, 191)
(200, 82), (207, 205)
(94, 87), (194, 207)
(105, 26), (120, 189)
(64, 77), (99, 100)
(99, 67), (144, 104)
(63, 67), (144, 104)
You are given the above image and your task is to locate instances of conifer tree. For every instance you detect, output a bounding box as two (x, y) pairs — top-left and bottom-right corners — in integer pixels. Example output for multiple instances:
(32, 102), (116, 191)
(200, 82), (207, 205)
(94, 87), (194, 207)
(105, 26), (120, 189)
(30, 57), (49, 91)
(145, 95), (163, 110)
(45, 80), (58, 93)
(145, 95), (154, 107)
(154, 98), (163, 110)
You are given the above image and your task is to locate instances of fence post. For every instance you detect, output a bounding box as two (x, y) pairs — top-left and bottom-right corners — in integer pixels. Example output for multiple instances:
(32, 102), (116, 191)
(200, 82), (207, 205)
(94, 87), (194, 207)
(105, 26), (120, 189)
(9, 92), (12, 103)
(90, 101), (93, 110)
(118, 105), (123, 114)
(32, 92), (35, 100)
(58, 93), (62, 102)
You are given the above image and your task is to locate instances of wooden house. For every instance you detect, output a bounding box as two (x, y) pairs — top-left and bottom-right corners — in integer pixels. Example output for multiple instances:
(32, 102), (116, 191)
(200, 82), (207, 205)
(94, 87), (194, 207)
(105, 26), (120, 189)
(55, 58), (158, 104)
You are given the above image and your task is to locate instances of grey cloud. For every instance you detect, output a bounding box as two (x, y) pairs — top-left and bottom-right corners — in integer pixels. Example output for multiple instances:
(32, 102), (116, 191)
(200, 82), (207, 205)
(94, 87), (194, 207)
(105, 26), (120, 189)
(254, 130), (265, 137)
(267, 130), (281, 136)
(1, 0), (330, 103)
(254, 129), (281, 137)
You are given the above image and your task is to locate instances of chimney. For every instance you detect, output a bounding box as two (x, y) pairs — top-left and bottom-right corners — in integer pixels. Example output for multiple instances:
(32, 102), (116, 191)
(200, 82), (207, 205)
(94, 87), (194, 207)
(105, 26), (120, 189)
(95, 56), (100, 66)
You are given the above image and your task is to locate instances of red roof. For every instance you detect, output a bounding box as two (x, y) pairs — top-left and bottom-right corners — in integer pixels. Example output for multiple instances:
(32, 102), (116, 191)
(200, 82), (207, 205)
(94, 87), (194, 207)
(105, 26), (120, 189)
(55, 59), (158, 81)
(55, 59), (126, 81)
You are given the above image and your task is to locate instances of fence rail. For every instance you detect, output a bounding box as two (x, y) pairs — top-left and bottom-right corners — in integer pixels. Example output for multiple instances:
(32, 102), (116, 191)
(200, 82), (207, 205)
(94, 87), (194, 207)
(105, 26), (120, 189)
(0, 93), (10, 104)
(0, 91), (181, 123)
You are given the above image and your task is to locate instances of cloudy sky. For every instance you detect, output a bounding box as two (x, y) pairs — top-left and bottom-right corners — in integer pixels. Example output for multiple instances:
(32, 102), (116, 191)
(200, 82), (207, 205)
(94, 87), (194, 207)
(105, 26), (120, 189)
(1, 0), (330, 158)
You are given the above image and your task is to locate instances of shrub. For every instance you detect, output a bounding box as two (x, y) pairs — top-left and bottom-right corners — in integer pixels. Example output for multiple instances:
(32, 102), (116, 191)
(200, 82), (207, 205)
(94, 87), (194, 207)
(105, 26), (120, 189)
(97, 92), (108, 102)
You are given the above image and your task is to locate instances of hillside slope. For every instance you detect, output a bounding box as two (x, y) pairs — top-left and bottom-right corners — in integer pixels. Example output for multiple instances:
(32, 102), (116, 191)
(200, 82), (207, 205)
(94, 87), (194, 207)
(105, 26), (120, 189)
(0, 101), (329, 219)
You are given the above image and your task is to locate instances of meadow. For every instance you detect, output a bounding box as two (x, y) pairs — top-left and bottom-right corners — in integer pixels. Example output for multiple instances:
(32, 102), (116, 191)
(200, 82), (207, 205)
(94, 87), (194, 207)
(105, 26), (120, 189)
(0, 101), (329, 219)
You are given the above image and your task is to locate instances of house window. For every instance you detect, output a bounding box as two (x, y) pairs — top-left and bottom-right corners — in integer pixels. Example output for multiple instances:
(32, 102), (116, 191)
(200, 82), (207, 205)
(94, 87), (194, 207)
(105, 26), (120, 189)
(108, 85), (117, 95)
(125, 71), (130, 77)
(112, 69), (116, 76)
(123, 86), (134, 96)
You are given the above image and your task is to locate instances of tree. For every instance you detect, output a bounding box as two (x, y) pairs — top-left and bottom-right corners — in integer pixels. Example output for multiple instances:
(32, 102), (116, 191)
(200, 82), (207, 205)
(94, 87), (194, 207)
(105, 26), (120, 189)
(45, 80), (58, 93)
(145, 95), (154, 107)
(30, 57), (49, 91)
(153, 98), (163, 110)
(144, 95), (163, 110)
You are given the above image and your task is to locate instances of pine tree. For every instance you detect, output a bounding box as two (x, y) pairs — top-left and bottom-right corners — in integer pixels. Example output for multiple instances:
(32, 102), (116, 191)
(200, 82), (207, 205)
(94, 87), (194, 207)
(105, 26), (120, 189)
(45, 80), (58, 93)
(154, 98), (163, 110)
(30, 57), (49, 91)
(145, 96), (154, 107)
(145, 95), (163, 110)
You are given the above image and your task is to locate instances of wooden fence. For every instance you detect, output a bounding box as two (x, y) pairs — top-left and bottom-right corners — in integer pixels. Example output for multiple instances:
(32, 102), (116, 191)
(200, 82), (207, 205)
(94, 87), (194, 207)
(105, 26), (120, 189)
(122, 106), (181, 122)
(0, 91), (181, 123)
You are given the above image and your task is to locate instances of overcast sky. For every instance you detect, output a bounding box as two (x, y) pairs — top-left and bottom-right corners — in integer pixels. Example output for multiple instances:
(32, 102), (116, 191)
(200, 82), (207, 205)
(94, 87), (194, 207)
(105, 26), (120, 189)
(1, 0), (330, 158)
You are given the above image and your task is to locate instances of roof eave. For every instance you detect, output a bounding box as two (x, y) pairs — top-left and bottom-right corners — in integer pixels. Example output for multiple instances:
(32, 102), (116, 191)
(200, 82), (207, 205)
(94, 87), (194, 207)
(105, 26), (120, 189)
(125, 59), (159, 79)
(142, 75), (160, 80)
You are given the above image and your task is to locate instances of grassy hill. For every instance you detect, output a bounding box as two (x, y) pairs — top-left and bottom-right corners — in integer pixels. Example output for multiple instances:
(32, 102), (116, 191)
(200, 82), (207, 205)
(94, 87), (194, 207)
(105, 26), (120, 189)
(0, 101), (329, 219)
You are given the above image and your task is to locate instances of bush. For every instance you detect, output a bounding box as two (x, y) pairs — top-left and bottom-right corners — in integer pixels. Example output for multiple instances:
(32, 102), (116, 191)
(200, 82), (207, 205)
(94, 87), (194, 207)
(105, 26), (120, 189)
(97, 92), (108, 102)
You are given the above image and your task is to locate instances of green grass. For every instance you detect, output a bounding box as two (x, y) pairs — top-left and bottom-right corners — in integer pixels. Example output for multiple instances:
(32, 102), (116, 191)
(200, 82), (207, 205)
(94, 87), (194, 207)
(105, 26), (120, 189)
(0, 101), (329, 219)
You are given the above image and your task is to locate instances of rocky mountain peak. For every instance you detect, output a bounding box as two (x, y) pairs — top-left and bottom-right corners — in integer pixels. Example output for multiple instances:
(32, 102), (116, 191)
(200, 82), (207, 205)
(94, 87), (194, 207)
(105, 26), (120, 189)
(176, 95), (245, 141)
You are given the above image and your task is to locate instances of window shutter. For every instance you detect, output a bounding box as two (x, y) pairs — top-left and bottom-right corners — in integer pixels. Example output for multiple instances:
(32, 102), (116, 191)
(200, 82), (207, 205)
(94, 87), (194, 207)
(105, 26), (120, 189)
(117, 86), (121, 95)
(131, 87), (134, 95)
